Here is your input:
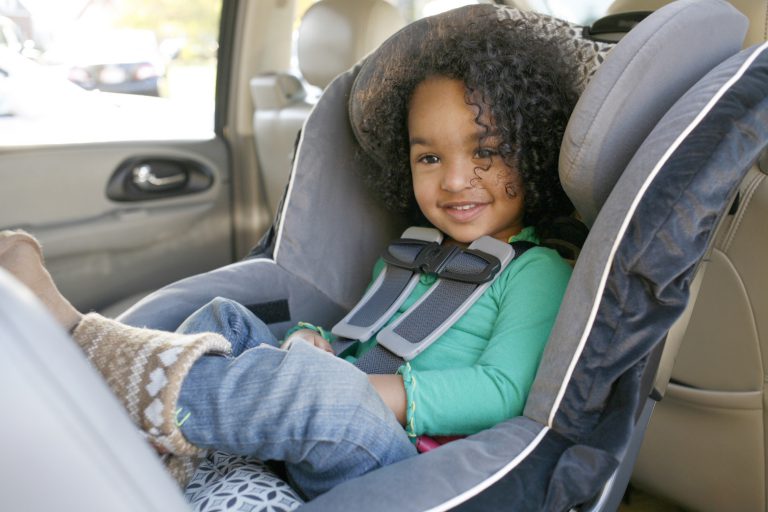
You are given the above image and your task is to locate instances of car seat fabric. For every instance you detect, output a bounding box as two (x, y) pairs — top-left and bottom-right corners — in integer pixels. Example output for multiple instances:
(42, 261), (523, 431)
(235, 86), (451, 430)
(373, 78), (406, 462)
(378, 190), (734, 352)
(184, 453), (303, 512)
(529, 0), (748, 423)
(116, 2), (759, 511)
(607, 3), (768, 511)
(531, 41), (768, 508)
(558, 0), (747, 226)
(631, 164), (768, 511)
(608, 0), (768, 48)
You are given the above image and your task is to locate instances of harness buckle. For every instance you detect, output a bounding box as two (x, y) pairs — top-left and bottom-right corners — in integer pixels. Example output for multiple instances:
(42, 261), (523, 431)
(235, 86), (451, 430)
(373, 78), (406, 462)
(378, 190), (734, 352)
(384, 240), (501, 284)
(381, 238), (436, 270)
(438, 247), (501, 284)
(414, 243), (458, 275)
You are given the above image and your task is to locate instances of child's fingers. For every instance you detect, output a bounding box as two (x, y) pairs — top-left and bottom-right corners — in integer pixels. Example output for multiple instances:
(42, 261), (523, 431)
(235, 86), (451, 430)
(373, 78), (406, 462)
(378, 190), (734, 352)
(284, 329), (335, 354)
(312, 335), (335, 354)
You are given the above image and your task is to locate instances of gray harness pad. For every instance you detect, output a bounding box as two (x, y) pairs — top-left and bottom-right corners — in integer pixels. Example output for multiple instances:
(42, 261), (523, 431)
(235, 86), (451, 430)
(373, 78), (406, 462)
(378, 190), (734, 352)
(333, 229), (525, 374)
(332, 227), (443, 343)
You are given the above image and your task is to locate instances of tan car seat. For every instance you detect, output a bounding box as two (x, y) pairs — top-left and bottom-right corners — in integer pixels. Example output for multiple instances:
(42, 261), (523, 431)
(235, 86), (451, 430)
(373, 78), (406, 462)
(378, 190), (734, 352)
(250, 0), (405, 215)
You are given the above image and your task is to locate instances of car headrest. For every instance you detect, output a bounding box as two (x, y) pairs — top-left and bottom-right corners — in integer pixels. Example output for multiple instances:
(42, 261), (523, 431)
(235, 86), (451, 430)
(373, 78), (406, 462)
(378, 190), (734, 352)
(349, 4), (613, 171)
(607, 0), (764, 47)
(298, 0), (406, 89)
(559, 0), (747, 226)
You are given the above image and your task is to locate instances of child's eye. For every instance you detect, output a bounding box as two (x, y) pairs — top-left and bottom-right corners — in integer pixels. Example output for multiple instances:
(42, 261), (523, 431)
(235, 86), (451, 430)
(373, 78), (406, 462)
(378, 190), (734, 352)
(418, 154), (440, 165)
(474, 148), (498, 159)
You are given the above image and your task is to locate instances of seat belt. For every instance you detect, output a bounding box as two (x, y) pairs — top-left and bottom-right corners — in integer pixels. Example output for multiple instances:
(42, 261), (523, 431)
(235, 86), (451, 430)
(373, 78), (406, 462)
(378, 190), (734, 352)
(332, 227), (535, 374)
(332, 227), (444, 344)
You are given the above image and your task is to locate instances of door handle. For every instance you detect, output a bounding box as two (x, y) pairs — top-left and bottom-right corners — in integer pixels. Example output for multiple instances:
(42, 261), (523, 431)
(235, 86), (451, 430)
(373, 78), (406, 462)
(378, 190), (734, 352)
(107, 157), (214, 201)
(132, 164), (187, 191)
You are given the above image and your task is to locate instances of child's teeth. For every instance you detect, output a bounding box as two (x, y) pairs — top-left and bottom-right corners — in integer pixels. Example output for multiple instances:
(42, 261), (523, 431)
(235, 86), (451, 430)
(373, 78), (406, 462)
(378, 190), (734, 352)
(453, 204), (475, 210)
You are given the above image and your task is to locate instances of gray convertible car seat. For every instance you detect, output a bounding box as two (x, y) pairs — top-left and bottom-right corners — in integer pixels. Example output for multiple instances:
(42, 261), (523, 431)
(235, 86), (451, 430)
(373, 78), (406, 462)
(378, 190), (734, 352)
(3, 1), (766, 511)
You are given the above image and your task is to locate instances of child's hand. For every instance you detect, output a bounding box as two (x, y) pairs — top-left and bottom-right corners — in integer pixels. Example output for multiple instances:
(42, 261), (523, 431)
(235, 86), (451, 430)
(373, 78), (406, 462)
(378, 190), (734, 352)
(283, 328), (335, 354)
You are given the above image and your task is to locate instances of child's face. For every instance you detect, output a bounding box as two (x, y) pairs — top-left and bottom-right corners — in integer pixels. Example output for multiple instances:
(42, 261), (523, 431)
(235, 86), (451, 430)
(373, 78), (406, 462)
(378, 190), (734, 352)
(408, 76), (525, 245)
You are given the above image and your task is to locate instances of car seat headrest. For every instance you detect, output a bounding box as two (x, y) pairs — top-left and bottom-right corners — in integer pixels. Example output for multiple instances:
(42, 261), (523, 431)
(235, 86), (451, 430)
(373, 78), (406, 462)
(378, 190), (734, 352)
(559, 0), (747, 227)
(608, 0), (765, 47)
(348, 4), (612, 172)
(298, 0), (406, 89)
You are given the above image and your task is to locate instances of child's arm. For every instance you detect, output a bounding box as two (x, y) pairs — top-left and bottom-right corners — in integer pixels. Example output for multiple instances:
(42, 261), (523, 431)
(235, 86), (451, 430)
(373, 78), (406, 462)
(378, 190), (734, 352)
(368, 374), (407, 425)
(401, 249), (572, 437)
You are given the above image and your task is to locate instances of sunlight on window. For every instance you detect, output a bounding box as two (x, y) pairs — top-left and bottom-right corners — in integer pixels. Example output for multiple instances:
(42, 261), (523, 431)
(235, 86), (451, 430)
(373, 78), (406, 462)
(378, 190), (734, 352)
(526, 0), (615, 24)
(0, 0), (221, 145)
(421, 0), (483, 18)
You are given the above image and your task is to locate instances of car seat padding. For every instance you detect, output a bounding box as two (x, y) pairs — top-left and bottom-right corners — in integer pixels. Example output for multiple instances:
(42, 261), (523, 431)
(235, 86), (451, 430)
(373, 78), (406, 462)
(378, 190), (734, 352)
(559, 0), (748, 227)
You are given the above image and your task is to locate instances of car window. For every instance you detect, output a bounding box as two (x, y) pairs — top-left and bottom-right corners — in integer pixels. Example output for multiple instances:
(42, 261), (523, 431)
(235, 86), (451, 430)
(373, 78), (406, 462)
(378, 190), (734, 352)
(0, 0), (222, 146)
(292, 0), (491, 27)
(526, 0), (615, 24)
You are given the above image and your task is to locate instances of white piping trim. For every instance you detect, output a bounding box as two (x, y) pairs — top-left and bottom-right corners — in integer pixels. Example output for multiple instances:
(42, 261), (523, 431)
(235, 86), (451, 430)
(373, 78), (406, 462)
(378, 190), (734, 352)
(424, 427), (550, 512)
(547, 41), (768, 427)
(232, 256), (276, 267)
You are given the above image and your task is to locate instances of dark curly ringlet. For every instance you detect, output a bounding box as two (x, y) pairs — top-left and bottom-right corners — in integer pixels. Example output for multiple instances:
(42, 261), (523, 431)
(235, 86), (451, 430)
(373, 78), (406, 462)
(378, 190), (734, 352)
(350, 5), (582, 238)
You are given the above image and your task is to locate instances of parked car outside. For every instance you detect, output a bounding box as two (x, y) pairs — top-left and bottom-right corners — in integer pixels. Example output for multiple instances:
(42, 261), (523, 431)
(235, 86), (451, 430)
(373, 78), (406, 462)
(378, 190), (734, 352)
(0, 47), (209, 144)
(43, 28), (166, 96)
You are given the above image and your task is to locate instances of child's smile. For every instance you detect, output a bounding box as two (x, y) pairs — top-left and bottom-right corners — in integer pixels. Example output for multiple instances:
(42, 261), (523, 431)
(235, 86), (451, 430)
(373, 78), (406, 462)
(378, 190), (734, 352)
(408, 76), (525, 245)
(441, 201), (488, 221)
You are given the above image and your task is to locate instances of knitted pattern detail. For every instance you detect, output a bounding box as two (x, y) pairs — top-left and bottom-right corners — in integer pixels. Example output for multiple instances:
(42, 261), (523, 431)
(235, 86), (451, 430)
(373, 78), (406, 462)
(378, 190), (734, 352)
(72, 313), (232, 485)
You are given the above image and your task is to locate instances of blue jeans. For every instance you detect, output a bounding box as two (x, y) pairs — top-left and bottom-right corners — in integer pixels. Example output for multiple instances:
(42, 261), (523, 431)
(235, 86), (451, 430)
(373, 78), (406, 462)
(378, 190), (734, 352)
(177, 297), (417, 498)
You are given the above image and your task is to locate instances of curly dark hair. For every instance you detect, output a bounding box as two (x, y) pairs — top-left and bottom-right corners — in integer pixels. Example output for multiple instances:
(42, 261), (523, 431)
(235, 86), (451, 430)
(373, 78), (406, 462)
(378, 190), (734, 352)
(353, 9), (580, 238)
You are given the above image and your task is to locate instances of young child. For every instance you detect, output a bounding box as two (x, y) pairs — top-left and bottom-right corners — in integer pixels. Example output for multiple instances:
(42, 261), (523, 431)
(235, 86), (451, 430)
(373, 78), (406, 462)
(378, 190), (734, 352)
(0, 12), (578, 500)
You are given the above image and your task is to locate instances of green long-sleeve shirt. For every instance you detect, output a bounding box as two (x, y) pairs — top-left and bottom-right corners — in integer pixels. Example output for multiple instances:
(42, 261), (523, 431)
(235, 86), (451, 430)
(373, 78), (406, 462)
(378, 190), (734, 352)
(346, 226), (572, 438)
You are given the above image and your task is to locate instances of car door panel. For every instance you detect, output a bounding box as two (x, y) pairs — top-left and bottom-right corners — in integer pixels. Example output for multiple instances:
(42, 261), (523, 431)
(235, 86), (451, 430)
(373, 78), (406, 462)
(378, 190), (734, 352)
(0, 138), (232, 313)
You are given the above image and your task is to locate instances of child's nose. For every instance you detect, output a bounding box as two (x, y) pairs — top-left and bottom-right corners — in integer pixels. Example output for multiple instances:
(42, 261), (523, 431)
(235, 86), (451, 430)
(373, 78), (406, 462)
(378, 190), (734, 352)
(441, 160), (473, 192)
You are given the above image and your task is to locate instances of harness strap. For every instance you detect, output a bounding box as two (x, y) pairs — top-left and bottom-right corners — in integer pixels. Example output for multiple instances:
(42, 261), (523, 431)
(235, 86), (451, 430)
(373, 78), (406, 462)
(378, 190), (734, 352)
(332, 227), (443, 350)
(341, 233), (535, 374)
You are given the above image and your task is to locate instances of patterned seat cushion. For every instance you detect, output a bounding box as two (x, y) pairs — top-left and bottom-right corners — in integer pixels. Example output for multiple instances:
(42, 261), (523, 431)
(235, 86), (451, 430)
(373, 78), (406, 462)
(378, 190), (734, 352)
(184, 452), (303, 512)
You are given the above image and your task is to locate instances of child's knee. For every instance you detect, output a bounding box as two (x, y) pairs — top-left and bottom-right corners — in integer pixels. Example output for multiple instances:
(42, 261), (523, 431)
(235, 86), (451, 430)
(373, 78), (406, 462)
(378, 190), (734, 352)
(205, 296), (245, 316)
(187, 297), (248, 332)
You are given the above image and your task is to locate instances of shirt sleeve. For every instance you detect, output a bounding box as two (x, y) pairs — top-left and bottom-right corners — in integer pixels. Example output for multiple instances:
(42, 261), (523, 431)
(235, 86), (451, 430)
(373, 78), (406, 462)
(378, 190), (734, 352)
(401, 249), (571, 436)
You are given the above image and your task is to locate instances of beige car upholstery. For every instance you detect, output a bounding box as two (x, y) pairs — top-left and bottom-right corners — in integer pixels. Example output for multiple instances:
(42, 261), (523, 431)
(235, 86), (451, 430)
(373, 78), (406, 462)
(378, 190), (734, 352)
(606, 1), (768, 510)
(250, 0), (405, 215)
(633, 164), (768, 512)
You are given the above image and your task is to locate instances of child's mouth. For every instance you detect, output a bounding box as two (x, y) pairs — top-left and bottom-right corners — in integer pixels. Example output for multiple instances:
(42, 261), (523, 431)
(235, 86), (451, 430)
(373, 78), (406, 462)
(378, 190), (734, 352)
(443, 202), (486, 222)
